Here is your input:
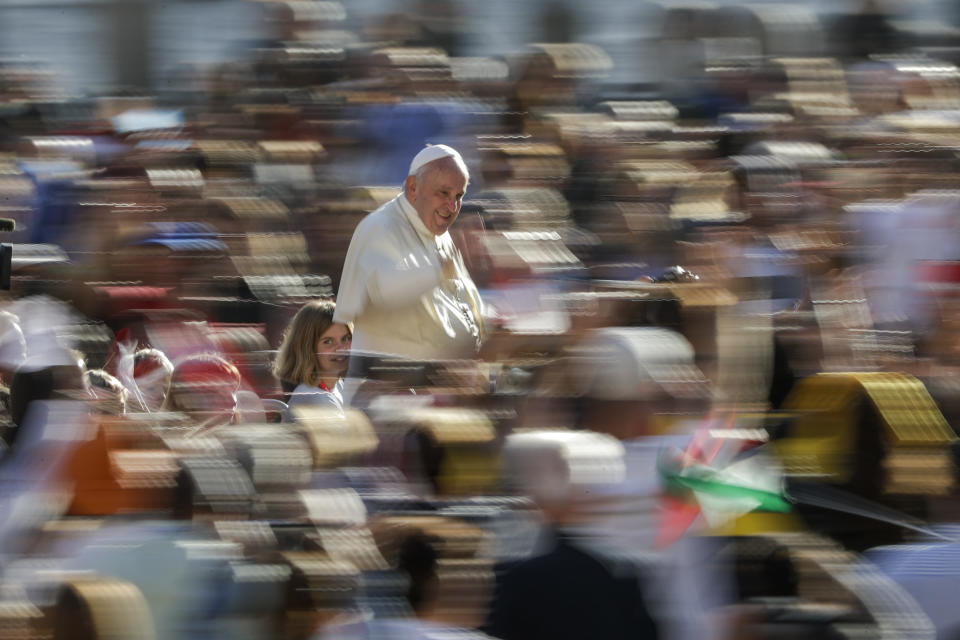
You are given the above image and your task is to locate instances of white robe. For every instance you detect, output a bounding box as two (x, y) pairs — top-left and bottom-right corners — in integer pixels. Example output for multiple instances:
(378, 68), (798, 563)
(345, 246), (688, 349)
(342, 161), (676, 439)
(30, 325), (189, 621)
(333, 193), (483, 361)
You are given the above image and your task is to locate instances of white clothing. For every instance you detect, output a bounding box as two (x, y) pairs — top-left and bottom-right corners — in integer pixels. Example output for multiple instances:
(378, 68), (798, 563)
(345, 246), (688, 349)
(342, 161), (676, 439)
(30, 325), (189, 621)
(850, 192), (960, 330)
(333, 194), (483, 360)
(287, 379), (345, 416)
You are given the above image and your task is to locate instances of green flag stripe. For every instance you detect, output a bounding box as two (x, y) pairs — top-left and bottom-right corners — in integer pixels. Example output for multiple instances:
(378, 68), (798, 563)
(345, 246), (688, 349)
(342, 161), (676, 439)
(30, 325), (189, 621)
(664, 474), (792, 512)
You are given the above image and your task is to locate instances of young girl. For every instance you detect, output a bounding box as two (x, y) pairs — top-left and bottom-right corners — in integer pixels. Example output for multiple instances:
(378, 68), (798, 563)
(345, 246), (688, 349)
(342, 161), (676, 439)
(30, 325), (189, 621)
(273, 300), (351, 413)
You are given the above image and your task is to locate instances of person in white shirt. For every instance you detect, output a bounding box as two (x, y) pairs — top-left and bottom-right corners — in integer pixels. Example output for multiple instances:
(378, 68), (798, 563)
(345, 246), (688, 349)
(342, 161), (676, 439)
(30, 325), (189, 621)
(273, 300), (351, 414)
(333, 145), (484, 373)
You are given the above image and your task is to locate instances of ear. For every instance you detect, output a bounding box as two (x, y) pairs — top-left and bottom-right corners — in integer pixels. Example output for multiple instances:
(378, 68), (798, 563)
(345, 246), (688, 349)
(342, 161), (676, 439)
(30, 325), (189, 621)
(404, 174), (418, 197)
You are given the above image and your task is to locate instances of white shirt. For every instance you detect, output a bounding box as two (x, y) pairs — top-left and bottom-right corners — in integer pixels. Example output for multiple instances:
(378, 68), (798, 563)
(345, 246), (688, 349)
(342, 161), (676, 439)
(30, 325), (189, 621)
(287, 380), (345, 417)
(333, 193), (483, 360)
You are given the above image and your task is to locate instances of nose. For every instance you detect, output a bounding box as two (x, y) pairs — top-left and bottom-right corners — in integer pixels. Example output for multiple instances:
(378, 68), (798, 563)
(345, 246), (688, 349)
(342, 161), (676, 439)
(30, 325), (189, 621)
(446, 197), (459, 213)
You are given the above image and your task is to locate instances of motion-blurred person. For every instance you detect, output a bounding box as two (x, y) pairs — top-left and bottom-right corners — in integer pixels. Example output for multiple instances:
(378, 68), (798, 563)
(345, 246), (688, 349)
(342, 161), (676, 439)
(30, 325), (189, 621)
(486, 430), (660, 640)
(163, 353), (242, 434)
(490, 328), (731, 639)
(102, 333), (175, 414)
(0, 311), (26, 386)
(5, 299), (87, 448)
(334, 145), (484, 397)
(84, 368), (127, 416)
(132, 348), (174, 412)
(6, 356), (86, 448)
(0, 300), (95, 566)
(320, 528), (495, 640)
(0, 311), (26, 433)
(576, 327), (711, 444)
(273, 300), (351, 413)
(569, 327), (732, 640)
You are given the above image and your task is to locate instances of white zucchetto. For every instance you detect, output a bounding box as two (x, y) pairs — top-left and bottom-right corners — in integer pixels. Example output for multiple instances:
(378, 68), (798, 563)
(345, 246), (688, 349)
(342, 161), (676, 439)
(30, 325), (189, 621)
(407, 144), (465, 177)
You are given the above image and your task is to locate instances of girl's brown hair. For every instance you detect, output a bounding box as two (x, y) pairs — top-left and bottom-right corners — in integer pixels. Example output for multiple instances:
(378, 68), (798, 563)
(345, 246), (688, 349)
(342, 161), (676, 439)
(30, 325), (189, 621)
(273, 300), (347, 387)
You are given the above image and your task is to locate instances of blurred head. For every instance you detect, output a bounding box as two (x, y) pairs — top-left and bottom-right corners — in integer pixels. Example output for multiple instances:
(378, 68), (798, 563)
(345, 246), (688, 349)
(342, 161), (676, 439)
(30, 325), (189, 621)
(0, 311), (25, 381)
(404, 147), (470, 236)
(133, 348), (174, 412)
(274, 300), (351, 387)
(502, 430), (627, 525)
(163, 353), (241, 424)
(575, 327), (711, 439)
(84, 368), (128, 415)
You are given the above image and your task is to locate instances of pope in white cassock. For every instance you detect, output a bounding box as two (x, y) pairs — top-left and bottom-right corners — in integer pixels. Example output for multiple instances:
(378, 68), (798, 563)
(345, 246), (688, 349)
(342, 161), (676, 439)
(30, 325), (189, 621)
(333, 144), (484, 370)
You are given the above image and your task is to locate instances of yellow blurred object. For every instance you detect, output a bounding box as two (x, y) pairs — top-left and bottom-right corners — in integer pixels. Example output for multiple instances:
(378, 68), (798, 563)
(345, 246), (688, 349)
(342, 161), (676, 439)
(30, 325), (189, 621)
(291, 407), (379, 468)
(54, 577), (156, 640)
(403, 407), (499, 496)
(527, 43), (613, 77)
(212, 197), (289, 223)
(437, 448), (499, 495)
(372, 515), (487, 561)
(406, 407), (496, 446)
(0, 599), (45, 640)
(775, 372), (956, 493)
(709, 511), (806, 537)
(193, 139), (258, 166)
(256, 140), (324, 163)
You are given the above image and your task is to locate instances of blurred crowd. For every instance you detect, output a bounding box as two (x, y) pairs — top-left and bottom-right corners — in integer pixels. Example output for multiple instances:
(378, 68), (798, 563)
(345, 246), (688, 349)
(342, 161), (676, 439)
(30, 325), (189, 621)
(2, 0), (960, 638)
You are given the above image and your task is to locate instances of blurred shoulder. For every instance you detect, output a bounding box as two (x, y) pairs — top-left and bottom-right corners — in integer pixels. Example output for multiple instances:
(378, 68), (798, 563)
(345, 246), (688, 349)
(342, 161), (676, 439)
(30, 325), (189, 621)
(354, 196), (404, 235)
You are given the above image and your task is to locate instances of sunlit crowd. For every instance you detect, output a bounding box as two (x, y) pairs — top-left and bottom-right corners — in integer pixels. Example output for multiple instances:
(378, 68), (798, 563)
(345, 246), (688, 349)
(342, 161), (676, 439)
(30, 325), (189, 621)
(0, 1), (957, 638)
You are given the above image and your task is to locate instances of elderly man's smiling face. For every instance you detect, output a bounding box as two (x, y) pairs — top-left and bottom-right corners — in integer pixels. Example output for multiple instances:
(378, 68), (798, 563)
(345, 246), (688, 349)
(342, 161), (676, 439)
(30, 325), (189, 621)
(405, 157), (468, 236)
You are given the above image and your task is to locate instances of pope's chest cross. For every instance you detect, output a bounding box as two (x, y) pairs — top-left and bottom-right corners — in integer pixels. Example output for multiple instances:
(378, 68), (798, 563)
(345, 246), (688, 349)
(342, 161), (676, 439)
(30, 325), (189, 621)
(435, 239), (480, 346)
(404, 212), (481, 348)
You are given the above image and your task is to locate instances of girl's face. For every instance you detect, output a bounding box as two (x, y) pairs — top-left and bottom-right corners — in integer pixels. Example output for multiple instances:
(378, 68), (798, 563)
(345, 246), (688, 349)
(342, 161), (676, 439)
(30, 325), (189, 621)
(316, 322), (351, 376)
